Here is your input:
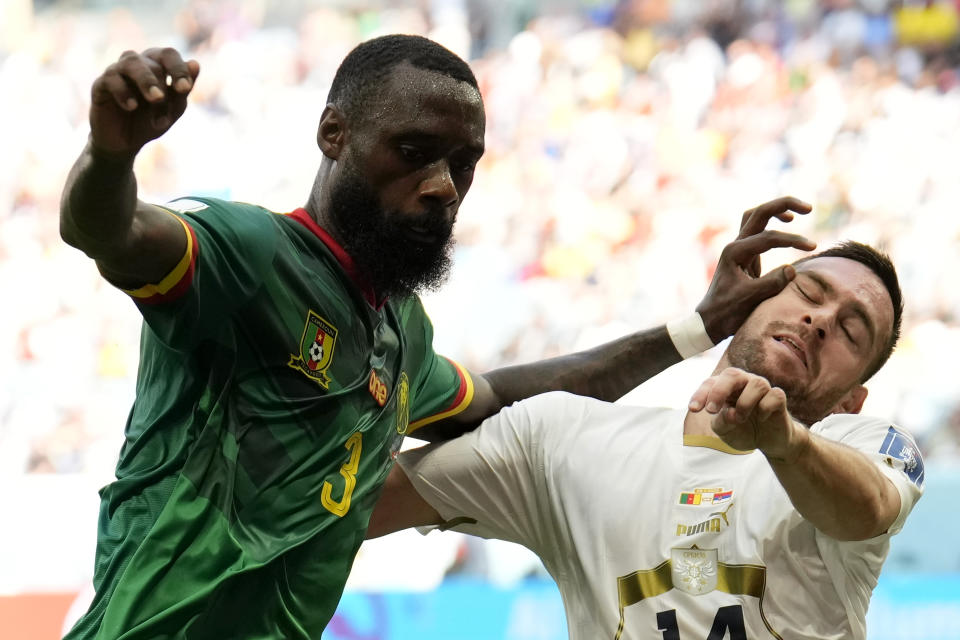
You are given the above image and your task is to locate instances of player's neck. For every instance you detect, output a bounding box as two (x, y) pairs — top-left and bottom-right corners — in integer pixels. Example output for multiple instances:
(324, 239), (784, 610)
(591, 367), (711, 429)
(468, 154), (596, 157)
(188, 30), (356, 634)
(304, 162), (338, 238)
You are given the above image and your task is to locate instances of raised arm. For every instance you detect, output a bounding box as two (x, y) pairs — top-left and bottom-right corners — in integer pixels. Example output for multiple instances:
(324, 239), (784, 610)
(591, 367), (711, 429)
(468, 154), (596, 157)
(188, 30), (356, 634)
(414, 197), (815, 440)
(60, 48), (200, 287)
(688, 367), (901, 540)
(366, 462), (442, 539)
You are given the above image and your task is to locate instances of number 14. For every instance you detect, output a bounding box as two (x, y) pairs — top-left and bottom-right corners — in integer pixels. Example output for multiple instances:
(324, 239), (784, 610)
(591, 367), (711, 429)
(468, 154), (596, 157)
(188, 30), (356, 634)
(656, 606), (746, 640)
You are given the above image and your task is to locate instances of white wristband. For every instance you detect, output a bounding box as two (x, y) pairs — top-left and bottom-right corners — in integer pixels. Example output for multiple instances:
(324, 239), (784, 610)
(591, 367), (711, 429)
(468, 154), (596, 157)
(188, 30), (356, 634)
(667, 312), (715, 359)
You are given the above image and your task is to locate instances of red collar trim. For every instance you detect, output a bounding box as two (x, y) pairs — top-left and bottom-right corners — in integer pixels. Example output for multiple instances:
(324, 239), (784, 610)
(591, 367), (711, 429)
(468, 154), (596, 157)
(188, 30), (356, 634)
(286, 208), (384, 309)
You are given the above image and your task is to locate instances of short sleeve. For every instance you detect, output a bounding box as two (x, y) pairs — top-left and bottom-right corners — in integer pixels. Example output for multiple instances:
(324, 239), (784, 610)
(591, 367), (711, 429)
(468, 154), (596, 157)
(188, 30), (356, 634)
(810, 414), (924, 635)
(395, 300), (474, 434)
(120, 198), (279, 348)
(398, 393), (567, 551)
(814, 414), (925, 535)
(407, 356), (473, 434)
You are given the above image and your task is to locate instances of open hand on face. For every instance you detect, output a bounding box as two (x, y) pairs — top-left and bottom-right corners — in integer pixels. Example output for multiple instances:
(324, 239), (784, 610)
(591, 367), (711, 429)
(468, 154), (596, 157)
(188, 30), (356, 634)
(688, 367), (810, 463)
(696, 197), (817, 343)
(89, 47), (200, 158)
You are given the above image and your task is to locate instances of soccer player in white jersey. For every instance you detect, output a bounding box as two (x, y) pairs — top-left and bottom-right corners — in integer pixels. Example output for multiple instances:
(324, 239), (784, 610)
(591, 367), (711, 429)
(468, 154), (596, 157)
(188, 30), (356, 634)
(367, 236), (923, 640)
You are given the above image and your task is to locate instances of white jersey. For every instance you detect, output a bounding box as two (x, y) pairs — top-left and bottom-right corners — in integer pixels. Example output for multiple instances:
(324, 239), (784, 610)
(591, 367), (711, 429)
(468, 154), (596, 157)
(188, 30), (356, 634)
(398, 391), (924, 640)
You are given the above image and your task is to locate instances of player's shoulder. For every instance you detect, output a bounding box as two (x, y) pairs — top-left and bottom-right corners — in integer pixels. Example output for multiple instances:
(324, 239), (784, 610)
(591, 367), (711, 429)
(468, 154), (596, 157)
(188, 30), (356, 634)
(815, 413), (925, 487)
(813, 412), (915, 441)
(509, 392), (675, 434)
(165, 196), (281, 241)
(514, 390), (604, 413)
(164, 196), (277, 228)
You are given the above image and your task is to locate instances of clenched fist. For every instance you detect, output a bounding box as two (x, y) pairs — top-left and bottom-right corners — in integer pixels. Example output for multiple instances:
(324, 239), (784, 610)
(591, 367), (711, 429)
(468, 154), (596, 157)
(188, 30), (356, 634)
(90, 47), (200, 158)
(688, 367), (811, 463)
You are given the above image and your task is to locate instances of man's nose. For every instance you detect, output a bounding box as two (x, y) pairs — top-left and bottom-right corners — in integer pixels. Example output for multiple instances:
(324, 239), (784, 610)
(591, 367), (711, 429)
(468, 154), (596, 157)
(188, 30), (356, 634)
(419, 161), (458, 210)
(802, 311), (828, 340)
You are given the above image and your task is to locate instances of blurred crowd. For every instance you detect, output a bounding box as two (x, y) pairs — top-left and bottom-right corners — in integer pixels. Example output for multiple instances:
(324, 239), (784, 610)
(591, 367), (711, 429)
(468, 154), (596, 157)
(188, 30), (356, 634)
(2, 0), (960, 487)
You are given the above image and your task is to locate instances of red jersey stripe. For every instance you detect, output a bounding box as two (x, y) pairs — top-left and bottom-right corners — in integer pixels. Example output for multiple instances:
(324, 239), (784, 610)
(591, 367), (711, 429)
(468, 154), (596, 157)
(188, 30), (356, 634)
(408, 358), (475, 433)
(124, 214), (198, 305)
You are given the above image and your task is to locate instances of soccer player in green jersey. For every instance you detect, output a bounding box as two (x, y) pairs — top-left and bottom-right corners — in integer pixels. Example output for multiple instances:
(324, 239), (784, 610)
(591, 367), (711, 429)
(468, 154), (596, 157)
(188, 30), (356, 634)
(59, 35), (815, 639)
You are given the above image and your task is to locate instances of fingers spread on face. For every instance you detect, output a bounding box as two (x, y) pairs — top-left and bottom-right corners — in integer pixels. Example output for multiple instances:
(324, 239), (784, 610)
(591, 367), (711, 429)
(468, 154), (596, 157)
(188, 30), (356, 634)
(724, 230), (817, 267)
(742, 263), (797, 302)
(726, 197), (813, 282)
(738, 196), (813, 238)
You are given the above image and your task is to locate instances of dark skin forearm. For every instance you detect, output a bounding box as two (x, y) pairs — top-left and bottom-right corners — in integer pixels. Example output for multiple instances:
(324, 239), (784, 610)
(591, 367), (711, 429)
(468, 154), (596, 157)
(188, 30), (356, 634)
(60, 142), (138, 255)
(484, 325), (679, 406)
(60, 141), (187, 287)
(62, 48), (196, 286)
(411, 326), (680, 441)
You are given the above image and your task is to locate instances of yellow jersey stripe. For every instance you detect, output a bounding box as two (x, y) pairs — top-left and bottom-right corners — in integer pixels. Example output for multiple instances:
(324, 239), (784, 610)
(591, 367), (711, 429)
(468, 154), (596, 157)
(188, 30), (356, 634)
(123, 214), (194, 299)
(683, 434), (754, 455)
(408, 360), (475, 433)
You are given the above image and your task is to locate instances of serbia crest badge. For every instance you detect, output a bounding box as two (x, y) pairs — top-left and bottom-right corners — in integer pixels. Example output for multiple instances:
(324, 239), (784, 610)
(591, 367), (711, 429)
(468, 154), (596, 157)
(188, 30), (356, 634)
(671, 546), (718, 595)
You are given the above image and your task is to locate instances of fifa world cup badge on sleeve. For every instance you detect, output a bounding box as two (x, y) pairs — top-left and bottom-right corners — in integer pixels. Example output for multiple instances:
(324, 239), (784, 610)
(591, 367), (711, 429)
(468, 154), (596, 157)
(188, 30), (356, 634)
(879, 426), (925, 487)
(288, 310), (339, 388)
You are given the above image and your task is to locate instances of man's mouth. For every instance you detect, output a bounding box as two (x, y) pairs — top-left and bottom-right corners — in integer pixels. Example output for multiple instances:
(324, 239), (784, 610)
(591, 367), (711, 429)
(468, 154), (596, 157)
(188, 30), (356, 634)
(401, 215), (452, 245)
(773, 334), (808, 368)
(403, 224), (440, 244)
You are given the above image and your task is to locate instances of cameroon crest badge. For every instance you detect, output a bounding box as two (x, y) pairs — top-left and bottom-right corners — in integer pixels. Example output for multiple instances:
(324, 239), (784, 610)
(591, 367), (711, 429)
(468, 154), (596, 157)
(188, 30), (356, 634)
(288, 310), (338, 388)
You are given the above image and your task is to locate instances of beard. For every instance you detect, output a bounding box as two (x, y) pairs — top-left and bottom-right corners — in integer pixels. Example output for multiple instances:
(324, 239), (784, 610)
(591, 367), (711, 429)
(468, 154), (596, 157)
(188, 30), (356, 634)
(327, 162), (454, 301)
(725, 321), (848, 425)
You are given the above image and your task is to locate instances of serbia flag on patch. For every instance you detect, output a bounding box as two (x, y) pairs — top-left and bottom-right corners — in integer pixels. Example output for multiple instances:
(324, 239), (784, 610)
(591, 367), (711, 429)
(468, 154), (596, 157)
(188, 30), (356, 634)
(879, 426), (925, 488)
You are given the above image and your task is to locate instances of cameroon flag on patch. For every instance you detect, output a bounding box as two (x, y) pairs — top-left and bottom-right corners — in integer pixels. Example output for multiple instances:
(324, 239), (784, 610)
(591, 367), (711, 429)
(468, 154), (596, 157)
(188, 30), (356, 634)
(679, 493), (702, 505)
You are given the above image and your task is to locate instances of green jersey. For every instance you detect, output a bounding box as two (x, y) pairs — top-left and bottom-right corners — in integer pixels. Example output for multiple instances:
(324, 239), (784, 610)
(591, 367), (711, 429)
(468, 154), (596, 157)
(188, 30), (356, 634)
(65, 197), (473, 639)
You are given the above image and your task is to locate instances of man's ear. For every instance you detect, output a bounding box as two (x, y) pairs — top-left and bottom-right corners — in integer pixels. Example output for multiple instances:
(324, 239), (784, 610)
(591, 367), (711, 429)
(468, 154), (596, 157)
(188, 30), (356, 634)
(832, 385), (868, 415)
(317, 104), (347, 159)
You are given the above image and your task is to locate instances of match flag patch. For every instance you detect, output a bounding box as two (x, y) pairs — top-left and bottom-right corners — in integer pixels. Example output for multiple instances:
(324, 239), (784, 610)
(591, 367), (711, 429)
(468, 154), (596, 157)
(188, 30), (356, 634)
(879, 426), (924, 488)
(678, 488), (732, 506)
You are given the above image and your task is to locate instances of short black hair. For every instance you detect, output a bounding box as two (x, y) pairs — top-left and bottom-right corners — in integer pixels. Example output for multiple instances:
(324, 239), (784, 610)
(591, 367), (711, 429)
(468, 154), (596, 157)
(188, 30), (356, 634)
(794, 241), (903, 382)
(327, 34), (479, 121)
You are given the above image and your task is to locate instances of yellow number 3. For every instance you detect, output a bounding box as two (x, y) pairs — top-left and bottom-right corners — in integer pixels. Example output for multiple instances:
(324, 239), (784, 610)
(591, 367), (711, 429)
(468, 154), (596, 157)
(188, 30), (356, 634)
(321, 432), (363, 517)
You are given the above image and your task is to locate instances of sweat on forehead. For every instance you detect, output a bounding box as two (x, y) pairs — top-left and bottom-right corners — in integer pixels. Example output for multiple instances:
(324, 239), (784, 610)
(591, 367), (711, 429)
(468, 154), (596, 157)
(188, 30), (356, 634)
(327, 34), (479, 121)
(359, 64), (483, 121)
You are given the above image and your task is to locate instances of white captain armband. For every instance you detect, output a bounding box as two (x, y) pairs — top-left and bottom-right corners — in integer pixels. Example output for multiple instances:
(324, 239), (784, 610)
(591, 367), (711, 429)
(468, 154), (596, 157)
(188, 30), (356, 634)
(667, 312), (715, 359)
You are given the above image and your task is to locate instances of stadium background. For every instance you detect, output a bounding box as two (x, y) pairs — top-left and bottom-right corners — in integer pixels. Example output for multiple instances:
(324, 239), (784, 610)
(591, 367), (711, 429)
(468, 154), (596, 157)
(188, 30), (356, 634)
(1, 0), (959, 637)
